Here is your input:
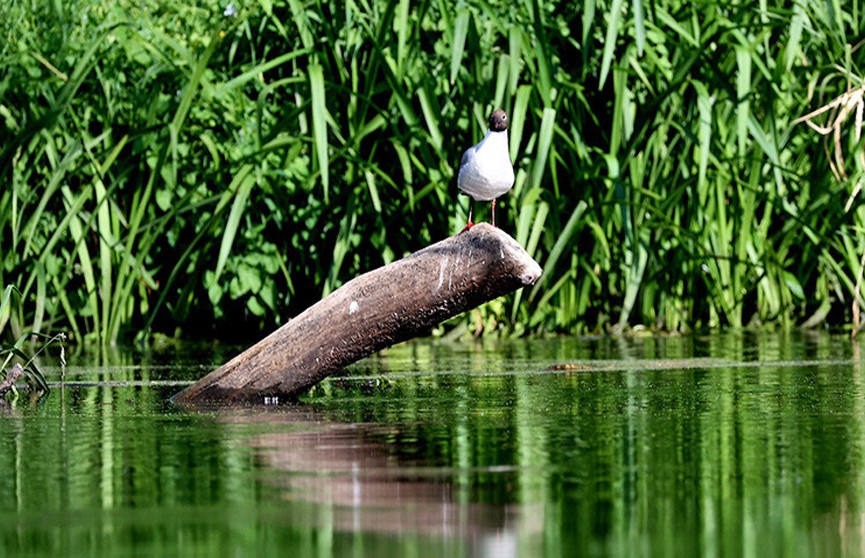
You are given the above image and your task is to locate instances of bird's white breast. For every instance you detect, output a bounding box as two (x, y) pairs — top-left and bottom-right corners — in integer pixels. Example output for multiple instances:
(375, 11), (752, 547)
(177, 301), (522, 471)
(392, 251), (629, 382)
(458, 131), (515, 201)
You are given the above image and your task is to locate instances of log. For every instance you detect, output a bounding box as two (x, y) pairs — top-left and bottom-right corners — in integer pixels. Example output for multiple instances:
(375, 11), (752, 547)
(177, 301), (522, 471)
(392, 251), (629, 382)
(172, 224), (542, 404)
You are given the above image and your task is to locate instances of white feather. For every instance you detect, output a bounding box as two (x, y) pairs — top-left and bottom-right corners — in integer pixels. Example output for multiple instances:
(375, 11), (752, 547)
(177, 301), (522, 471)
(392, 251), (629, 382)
(457, 130), (514, 201)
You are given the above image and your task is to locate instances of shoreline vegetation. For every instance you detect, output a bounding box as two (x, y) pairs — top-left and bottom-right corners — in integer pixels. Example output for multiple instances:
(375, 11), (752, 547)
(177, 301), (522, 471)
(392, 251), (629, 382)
(2, 0), (865, 346)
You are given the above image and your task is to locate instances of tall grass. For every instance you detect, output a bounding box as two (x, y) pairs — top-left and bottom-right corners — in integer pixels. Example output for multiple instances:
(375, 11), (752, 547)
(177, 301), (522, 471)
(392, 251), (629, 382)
(1, 0), (864, 343)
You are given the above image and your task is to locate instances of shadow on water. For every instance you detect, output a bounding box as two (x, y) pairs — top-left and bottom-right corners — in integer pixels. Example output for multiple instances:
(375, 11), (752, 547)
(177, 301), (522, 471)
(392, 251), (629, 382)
(2, 331), (865, 557)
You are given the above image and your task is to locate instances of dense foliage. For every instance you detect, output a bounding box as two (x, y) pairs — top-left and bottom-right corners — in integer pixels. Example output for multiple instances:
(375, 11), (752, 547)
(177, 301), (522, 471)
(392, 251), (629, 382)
(2, 0), (865, 344)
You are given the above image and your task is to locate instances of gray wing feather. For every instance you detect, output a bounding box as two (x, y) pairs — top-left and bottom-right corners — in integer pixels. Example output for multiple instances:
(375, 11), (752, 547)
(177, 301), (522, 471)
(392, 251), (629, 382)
(457, 147), (474, 193)
(459, 146), (475, 171)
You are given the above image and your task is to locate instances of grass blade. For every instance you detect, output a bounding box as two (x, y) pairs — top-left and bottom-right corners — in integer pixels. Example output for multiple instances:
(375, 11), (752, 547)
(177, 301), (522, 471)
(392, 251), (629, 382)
(214, 164), (255, 283)
(736, 46), (751, 155)
(530, 200), (587, 302)
(599, 0), (624, 89)
(529, 108), (557, 194)
(450, 9), (470, 84)
(309, 61), (330, 204)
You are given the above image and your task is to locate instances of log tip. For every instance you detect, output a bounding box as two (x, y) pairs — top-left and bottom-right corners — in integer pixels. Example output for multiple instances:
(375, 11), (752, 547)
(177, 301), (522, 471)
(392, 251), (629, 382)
(520, 261), (543, 286)
(467, 223), (543, 286)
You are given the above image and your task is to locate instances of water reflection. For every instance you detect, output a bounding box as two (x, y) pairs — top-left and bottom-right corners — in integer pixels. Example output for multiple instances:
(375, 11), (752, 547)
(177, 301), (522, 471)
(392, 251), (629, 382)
(227, 406), (540, 555)
(1, 332), (865, 557)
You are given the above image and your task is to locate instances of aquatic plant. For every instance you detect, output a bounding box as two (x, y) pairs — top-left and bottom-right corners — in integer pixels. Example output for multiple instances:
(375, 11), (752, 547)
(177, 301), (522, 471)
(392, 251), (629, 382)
(1, 0), (864, 343)
(0, 331), (62, 400)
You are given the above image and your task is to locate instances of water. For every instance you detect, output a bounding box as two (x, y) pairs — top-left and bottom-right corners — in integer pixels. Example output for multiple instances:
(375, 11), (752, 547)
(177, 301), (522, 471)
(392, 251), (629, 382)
(2, 332), (865, 557)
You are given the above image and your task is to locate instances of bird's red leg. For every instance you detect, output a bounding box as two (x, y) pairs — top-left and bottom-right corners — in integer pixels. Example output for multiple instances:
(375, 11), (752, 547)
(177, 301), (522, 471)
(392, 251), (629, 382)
(491, 199), (496, 227)
(459, 198), (475, 234)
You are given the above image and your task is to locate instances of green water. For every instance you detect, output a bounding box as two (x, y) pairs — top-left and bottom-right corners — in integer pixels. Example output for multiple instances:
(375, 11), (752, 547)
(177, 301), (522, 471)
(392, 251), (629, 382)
(2, 332), (865, 557)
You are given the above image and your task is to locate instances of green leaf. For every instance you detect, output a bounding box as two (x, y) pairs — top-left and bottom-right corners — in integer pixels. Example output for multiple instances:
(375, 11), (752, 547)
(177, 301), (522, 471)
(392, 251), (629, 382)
(632, 0), (645, 55)
(530, 200), (587, 302)
(783, 271), (805, 300)
(510, 85), (531, 162)
(693, 81), (712, 194)
(736, 46), (751, 155)
(599, 0), (624, 89)
(214, 165), (254, 283)
(530, 108), (557, 194)
(450, 9), (470, 84)
(309, 62), (329, 203)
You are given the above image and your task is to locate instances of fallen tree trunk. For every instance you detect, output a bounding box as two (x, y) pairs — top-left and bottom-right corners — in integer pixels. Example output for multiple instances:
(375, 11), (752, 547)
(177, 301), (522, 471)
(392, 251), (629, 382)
(172, 224), (542, 404)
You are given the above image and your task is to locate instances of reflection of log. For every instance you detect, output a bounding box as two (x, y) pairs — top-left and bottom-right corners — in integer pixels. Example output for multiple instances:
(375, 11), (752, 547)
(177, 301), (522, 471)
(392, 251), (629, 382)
(207, 405), (544, 544)
(230, 406), (544, 541)
(173, 224), (542, 404)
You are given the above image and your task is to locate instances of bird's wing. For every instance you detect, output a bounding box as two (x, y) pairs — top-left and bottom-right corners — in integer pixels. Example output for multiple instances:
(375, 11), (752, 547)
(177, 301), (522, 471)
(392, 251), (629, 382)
(459, 145), (475, 171)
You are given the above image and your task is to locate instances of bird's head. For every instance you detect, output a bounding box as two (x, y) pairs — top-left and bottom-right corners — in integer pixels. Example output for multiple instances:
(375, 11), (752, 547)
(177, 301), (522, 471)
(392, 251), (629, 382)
(488, 109), (508, 132)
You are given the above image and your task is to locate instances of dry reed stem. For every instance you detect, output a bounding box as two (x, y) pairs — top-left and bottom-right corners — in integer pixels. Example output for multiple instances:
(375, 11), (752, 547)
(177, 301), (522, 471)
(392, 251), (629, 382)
(794, 83), (865, 334)
(793, 83), (865, 204)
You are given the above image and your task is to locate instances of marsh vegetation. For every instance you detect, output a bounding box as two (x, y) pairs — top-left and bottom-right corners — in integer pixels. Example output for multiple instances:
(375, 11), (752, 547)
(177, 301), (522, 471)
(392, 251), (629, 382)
(2, 0), (865, 345)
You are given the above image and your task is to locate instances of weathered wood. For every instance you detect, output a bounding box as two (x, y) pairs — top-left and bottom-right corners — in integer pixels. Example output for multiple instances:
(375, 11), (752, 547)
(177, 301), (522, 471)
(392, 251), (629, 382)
(0, 363), (24, 398)
(172, 224), (542, 404)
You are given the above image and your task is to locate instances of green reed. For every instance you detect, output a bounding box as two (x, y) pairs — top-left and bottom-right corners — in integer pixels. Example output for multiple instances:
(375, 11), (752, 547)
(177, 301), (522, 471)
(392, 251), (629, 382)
(1, 0), (864, 344)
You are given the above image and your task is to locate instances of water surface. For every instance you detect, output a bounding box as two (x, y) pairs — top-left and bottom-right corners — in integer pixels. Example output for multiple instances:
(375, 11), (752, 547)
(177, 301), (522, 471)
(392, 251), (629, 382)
(2, 332), (865, 557)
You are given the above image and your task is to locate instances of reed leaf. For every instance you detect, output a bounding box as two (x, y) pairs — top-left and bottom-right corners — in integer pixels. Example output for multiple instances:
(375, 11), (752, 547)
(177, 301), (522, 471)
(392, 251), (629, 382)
(2, 0), (865, 341)
(309, 61), (330, 203)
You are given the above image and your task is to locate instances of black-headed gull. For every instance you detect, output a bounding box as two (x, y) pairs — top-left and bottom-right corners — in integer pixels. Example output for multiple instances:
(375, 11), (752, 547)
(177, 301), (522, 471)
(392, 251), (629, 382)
(457, 109), (515, 231)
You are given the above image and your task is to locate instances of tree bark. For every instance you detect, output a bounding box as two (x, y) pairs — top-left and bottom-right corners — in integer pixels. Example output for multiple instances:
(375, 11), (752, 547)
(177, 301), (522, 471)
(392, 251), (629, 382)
(172, 224), (542, 404)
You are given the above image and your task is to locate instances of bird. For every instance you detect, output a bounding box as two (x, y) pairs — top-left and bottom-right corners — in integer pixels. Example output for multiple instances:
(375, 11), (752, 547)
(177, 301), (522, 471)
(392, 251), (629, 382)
(457, 108), (515, 232)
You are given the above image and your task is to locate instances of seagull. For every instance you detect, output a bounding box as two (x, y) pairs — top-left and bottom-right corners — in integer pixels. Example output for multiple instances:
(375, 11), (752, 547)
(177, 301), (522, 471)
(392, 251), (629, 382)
(457, 108), (515, 232)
